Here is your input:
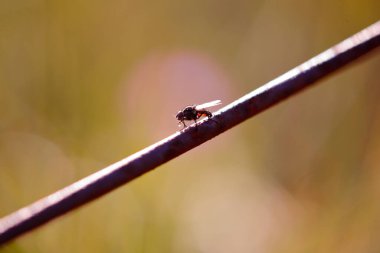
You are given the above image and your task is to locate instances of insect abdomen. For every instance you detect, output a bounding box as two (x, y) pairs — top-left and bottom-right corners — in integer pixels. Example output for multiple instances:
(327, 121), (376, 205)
(197, 110), (212, 118)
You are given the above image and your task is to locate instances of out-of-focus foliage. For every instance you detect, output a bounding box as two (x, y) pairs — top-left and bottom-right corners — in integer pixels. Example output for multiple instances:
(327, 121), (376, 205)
(0, 0), (379, 252)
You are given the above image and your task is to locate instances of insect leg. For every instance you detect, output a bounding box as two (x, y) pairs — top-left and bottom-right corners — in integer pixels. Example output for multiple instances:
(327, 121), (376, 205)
(179, 121), (186, 128)
(193, 118), (199, 131)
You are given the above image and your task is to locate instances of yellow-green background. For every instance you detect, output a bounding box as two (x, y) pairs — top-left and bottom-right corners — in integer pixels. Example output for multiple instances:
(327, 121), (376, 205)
(1, 0), (380, 252)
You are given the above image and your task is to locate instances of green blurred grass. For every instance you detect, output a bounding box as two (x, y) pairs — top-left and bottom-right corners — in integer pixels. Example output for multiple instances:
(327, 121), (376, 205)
(1, 0), (380, 252)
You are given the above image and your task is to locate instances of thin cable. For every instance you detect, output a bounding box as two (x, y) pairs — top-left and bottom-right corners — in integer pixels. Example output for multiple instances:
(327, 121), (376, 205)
(1, 20), (379, 245)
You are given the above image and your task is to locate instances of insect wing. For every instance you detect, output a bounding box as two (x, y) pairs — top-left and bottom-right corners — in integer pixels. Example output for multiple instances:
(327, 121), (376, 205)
(195, 100), (222, 110)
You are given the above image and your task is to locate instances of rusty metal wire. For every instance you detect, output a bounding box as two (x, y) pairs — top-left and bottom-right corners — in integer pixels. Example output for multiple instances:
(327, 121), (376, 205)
(1, 21), (380, 245)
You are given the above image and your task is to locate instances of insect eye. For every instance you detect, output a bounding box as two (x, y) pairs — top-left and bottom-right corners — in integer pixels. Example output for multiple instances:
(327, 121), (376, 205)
(176, 111), (183, 119)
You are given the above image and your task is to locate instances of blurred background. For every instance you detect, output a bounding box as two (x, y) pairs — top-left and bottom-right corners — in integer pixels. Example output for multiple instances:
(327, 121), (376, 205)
(0, 0), (380, 252)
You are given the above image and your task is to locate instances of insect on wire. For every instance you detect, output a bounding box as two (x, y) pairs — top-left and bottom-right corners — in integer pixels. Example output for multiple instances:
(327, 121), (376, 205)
(176, 100), (222, 128)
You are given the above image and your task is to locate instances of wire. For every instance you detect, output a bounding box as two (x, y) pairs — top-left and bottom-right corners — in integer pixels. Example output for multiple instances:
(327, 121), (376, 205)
(1, 20), (379, 246)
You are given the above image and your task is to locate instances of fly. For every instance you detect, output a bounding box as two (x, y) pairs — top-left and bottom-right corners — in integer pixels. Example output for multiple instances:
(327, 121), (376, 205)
(176, 100), (222, 128)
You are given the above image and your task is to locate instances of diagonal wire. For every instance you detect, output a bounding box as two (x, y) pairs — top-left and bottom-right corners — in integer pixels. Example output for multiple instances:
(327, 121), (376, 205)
(1, 20), (380, 245)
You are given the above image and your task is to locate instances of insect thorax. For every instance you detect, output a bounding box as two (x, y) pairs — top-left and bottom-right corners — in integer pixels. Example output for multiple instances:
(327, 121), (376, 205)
(182, 107), (197, 119)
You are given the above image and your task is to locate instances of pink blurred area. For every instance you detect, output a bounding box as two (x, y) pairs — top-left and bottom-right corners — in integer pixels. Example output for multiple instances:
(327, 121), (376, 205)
(118, 51), (234, 138)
